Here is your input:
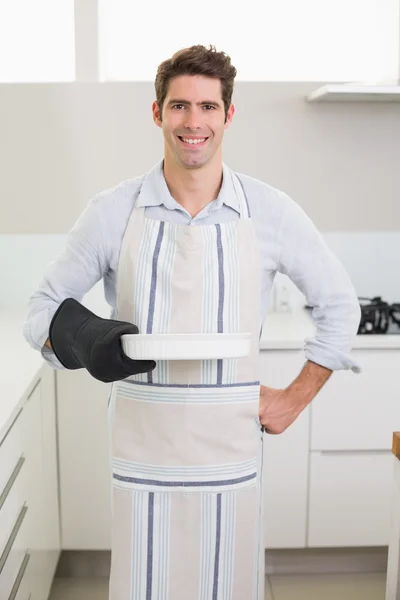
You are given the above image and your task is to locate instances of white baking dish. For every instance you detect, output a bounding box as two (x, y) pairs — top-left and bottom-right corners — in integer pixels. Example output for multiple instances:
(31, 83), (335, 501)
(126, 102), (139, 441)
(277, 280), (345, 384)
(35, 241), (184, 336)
(121, 333), (252, 361)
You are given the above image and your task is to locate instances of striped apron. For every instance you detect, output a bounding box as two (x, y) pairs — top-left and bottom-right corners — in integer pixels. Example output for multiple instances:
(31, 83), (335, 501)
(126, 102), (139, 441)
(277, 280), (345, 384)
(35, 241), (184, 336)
(108, 165), (265, 600)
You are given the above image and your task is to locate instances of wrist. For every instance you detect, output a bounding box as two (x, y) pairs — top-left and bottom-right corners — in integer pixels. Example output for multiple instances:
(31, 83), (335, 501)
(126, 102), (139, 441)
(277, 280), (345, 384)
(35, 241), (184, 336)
(285, 360), (332, 407)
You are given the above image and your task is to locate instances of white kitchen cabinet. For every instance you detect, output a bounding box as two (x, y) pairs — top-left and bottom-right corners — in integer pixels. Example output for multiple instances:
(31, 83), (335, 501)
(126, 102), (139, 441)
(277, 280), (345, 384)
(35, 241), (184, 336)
(310, 349), (400, 451)
(0, 364), (60, 600)
(259, 350), (309, 549)
(308, 450), (393, 547)
(57, 369), (112, 549)
(308, 348), (400, 548)
(0, 380), (42, 600)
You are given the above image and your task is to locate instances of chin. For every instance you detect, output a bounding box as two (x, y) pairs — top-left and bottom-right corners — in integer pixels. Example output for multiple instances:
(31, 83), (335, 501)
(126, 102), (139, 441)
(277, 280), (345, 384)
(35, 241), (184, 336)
(179, 155), (209, 169)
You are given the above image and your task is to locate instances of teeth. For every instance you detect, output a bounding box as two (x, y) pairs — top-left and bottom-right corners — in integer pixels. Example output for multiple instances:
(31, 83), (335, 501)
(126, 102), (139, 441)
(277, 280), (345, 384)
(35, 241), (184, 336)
(181, 137), (207, 145)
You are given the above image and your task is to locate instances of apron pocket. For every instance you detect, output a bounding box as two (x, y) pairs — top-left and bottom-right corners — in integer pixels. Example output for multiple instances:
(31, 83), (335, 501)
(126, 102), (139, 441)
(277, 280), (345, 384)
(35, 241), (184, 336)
(110, 380), (262, 493)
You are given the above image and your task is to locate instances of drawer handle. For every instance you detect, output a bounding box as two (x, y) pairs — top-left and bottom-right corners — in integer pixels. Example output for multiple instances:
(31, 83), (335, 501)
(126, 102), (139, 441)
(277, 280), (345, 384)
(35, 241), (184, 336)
(0, 455), (25, 511)
(0, 409), (23, 450)
(0, 504), (28, 575)
(8, 551), (30, 600)
(319, 449), (392, 455)
(26, 378), (41, 401)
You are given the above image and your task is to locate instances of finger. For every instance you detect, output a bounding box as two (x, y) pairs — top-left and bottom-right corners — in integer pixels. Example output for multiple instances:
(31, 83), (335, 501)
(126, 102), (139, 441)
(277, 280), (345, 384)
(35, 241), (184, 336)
(116, 339), (156, 372)
(124, 357), (157, 373)
(263, 428), (277, 435)
(119, 323), (140, 335)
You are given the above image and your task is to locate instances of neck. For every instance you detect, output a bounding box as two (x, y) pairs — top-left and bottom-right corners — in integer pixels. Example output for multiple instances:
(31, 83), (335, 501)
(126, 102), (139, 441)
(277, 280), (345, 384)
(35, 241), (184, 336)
(162, 154), (223, 218)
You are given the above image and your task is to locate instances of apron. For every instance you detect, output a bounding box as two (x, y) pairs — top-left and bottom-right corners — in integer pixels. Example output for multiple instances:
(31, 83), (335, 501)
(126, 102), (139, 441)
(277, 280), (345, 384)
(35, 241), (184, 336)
(108, 162), (265, 600)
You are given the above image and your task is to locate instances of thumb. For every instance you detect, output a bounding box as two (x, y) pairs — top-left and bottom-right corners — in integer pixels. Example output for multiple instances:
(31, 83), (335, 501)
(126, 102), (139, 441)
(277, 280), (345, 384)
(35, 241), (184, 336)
(124, 357), (157, 373)
(119, 322), (140, 335)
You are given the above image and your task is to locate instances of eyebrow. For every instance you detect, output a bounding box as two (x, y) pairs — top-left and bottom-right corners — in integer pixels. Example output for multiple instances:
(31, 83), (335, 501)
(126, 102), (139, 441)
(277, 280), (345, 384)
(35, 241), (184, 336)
(167, 99), (222, 108)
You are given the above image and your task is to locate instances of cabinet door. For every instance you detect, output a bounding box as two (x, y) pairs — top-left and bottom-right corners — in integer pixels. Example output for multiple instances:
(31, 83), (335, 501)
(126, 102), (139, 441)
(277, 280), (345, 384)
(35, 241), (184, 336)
(57, 370), (112, 549)
(386, 456), (400, 600)
(259, 350), (309, 549)
(311, 350), (400, 451)
(37, 365), (61, 598)
(308, 450), (393, 547)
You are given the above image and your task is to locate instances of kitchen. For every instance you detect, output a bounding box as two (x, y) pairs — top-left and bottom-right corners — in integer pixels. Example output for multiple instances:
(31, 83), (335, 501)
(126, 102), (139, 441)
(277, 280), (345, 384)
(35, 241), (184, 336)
(1, 1), (400, 599)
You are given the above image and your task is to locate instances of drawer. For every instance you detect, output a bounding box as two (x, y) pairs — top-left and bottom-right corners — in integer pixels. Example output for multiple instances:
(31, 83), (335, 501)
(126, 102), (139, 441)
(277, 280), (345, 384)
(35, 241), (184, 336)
(259, 350), (305, 389)
(0, 456), (27, 558)
(308, 450), (393, 547)
(0, 503), (30, 599)
(0, 395), (42, 561)
(310, 350), (400, 451)
(4, 521), (44, 600)
(0, 382), (41, 496)
(0, 415), (25, 499)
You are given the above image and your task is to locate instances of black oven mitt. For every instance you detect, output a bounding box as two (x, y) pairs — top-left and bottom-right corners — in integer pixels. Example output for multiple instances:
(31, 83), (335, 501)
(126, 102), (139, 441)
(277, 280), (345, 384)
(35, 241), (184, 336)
(48, 298), (156, 383)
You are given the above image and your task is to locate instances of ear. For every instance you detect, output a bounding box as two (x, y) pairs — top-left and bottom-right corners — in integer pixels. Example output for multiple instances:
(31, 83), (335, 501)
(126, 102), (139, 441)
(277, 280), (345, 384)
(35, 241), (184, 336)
(224, 104), (235, 129)
(152, 101), (162, 127)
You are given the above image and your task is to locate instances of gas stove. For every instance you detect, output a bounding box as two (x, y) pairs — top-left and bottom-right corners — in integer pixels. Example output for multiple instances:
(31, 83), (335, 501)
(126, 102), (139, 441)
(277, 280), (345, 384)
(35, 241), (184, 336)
(358, 297), (400, 335)
(305, 296), (400, 334)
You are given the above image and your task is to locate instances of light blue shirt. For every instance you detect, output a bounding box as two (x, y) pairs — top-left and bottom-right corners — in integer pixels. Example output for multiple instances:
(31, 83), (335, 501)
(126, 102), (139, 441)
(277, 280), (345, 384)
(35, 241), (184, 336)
(23, 159), (361, 373)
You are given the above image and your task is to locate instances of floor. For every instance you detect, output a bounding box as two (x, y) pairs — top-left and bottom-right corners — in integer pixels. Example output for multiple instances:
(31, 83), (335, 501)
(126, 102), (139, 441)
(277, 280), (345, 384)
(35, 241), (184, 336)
(49, 573), (387, 600)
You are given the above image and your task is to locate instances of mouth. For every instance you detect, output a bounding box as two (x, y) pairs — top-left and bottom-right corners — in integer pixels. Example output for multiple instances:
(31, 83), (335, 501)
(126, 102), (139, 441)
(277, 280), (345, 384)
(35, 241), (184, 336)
(177, 136), (209, 148)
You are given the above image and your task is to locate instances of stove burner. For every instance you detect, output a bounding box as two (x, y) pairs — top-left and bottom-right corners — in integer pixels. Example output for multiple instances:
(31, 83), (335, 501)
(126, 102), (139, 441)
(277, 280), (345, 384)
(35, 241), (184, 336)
(358, 296), (400, 335)
(358, 297), (389, 334)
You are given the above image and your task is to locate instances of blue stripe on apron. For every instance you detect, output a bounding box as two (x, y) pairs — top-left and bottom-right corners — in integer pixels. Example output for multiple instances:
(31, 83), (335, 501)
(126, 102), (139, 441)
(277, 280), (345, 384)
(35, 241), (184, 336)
(147, 222), (165, 383)
(146, 493), (154, 600)
(216, 224), (225, 384)
(212, 493), (222, 600)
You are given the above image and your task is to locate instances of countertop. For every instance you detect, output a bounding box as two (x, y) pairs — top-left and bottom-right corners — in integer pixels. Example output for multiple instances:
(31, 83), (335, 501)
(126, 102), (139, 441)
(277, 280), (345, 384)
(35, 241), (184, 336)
(260, 308), (400, 350)
(1, 307), (400, 442)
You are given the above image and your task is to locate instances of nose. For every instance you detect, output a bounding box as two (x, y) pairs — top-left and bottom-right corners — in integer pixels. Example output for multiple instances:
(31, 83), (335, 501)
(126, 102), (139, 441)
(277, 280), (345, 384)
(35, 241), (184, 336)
(183, 108), (202, 130)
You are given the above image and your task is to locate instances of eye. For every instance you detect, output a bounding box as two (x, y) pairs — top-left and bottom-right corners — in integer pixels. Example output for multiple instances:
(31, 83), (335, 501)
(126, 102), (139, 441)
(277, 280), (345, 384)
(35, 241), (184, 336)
(171, 104), (216, 110)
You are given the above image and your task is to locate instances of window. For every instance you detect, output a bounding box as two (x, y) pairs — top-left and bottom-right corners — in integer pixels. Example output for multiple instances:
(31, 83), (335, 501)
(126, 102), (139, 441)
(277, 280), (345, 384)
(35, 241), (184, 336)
(98, 0), (399, 82)
(0, 0), (75, 82)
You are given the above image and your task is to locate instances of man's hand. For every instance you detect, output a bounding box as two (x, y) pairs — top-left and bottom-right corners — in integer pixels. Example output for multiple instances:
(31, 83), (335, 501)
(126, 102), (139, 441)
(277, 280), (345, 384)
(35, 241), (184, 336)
(258, 385), (305, 434)
(49, 298), (156, 383)
(259, 360), (333, 434)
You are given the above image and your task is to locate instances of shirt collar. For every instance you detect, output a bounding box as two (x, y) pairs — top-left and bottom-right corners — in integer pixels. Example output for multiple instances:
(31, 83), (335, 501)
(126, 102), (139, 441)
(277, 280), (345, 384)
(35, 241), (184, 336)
(136, 158), (241, 215)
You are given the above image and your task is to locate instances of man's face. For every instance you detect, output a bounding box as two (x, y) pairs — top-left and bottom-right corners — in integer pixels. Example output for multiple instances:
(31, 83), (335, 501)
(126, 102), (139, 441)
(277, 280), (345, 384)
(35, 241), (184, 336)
(152, 75), (235, 169)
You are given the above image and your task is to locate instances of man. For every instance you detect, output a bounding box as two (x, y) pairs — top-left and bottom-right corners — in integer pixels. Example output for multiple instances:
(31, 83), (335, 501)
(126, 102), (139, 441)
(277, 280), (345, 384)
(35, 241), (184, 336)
(24, 44), (361, 600)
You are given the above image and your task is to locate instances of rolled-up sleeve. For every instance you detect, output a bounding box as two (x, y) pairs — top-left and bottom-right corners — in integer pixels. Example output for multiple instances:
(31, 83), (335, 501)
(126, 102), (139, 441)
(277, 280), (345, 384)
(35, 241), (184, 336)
(277, 194), (362, 373)
(23, 196), (109, 369)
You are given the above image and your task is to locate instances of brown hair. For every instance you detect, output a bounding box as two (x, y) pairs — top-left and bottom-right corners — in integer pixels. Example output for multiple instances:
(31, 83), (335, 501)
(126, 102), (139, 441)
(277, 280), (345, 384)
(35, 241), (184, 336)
(154, 45), (237, 123)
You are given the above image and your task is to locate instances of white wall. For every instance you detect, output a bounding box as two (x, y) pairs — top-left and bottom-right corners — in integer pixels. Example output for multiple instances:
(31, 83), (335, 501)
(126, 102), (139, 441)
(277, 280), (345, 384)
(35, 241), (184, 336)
(1, 81), (399, 314)
(1, 232), (399, 312)
(1, 82), (400, 233)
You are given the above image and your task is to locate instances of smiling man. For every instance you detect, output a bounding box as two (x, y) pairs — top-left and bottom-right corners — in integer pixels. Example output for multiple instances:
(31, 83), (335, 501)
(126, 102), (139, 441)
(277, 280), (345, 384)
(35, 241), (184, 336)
(158, 74), (234, 219)
(23, 45), (361, 600)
